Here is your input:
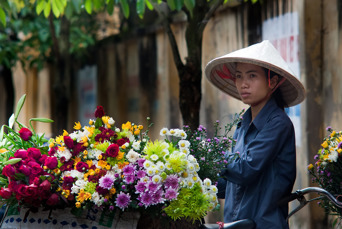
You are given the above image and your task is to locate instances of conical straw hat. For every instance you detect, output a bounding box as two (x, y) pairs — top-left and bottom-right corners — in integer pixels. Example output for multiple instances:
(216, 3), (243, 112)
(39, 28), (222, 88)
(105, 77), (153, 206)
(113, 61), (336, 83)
(205, 40), (305, 107)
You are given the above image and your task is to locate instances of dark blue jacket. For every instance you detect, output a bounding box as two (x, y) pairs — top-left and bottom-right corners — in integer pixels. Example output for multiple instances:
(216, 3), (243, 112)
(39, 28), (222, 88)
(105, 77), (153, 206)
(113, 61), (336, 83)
(221, 97), (296, 229)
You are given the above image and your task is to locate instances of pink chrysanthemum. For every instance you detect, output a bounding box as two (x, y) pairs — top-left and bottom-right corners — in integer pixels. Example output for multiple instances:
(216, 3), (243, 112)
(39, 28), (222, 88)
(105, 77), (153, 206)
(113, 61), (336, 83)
(165, 188), (178, 200)
(99, 174), (115, 190)
(147, 181), (160, 193)
(139, 192), (153, 207)
(124, 175), (135, 184)
(135, 181), (146, 193)
(115, 192), (131, 210)
(136, 170), (146, 179)
(164, 174), (179, 189)
(122, 164), (135, 175)
(152, 189), (164, 204)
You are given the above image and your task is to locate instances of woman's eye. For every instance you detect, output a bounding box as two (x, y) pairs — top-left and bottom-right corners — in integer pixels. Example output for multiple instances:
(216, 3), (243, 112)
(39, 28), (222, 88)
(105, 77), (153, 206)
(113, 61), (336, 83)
(249, 74), (256, 78)
(235, 74), (241, 79)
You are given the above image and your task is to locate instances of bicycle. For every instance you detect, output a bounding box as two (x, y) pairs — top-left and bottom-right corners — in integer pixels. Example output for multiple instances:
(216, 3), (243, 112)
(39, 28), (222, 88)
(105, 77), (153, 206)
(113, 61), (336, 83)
(199, 187), (342, 229)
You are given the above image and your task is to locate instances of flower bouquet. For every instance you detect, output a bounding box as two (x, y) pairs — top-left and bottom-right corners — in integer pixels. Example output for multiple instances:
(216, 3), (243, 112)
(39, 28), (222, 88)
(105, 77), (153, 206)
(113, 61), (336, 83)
(0, 95), (219, 228)
(308, 127), (342, 218)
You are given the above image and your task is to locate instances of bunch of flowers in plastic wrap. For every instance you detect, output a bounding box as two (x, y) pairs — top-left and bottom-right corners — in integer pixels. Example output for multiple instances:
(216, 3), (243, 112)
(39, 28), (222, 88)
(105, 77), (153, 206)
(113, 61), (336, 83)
(45, 106), (218, 222)
(308, 126), (342, 217)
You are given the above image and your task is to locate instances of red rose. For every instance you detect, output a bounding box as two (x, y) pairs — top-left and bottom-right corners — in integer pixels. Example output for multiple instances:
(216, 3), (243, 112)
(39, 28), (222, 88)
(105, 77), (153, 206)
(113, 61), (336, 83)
(24, 185), (38, 197)
(94, 106), (105, 118)
(19, 128), (32, 141)
(44, 157), (58, 170)
(46, 193), (59, 206)
(39, 154), (47, 164)
(75, 162), (89, 172)
(14, 149), (28, 159)
(27, 148), (41, 160)
(106, 144), (119, 157)
(33, 177), (40, 186)
(18, 165), (31, 176)
(0, 188), (12, 199)
(2, 165), (16, 178)
(116, 138), (129, 146)
(28, 162), (43, 175)
(63, 136), (74, 149)
(17, 184), (27, 197)
(48, 147), (56, 156)
(39, 180), (51, 191)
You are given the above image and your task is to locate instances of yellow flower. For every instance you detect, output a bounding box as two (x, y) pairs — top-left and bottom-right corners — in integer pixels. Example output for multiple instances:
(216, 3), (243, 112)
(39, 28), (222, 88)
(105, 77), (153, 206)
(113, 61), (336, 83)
(110, 188), (116, 195)
(138, 125), (143, 130)
(0, 148), (8, 153)
(49, 142), (55, 148)
(98, 160), (107, 168)
(77, 189), (92, 203)
(63, 130), (69, 136)
(105, 165), (111, 170)
(338, 149), (342, 154)
(76, 202), (81, 208)
(122, 121), (132, 130)
(56, 135), (64, 144)
(331, 131), (336, 137)
(62, 189), (70, 198)
(102, 116), (109, 124)
(86, 160), (92, 168)
(89, 120), (94, 125)
(121, 145), (126, 150)
(134, 129), (140, 135)
(117, 151), (124, 160)
(98, 154), (103, 160)
(59, 146), (65, 152)
(74, 122), (82, 130)
(307, 164), (314, 170)
(321, 141), (329, 148)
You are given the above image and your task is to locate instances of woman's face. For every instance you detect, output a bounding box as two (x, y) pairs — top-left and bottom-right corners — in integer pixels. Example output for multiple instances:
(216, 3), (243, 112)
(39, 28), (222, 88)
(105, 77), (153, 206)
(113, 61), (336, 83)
(234, 63), (274, 108)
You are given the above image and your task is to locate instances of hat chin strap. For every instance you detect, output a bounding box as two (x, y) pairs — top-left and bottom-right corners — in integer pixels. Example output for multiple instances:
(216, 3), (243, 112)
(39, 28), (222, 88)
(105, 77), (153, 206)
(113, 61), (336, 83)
(267, 69), (286, 96)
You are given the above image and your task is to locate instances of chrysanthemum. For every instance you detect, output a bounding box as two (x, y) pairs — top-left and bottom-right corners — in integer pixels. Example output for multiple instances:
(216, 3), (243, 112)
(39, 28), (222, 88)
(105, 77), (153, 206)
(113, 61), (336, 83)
(139, 192), (153, 207)
(132, 141), (141, 151)
(150, 154), (159, 161)
(147, 181), (160, 193)
(178, 140), (190, 149)
(152, 175), (162, 184)
(203, 178), (212, 187)
(135, 181), (147, 193)
(165, 188), (178, 200)
(122, 164), (135, 175)
(115, 192), (131, 210)
(164, 174), (179, 189)
(124, 175), (135, 184)
(99, 173), (115, 190)
(136, 170), (146, 179)
(159, 128), (169, 136)
(57, 148), (72, 161)
(152, 189), (164, 204)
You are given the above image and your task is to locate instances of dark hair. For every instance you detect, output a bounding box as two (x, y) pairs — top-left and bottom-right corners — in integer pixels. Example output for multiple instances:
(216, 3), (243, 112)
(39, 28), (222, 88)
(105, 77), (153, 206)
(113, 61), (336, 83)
(263, 68), (287, 110)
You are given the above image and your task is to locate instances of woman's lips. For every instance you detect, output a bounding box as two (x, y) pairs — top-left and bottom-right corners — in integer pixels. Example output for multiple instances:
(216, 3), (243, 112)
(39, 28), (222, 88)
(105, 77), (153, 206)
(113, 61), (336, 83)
(240, 92), (250, 99)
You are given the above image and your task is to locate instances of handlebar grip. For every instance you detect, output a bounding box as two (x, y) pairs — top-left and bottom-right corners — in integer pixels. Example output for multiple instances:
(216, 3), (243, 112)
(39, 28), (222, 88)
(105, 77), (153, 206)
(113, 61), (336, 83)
(278, 192), (300, 206)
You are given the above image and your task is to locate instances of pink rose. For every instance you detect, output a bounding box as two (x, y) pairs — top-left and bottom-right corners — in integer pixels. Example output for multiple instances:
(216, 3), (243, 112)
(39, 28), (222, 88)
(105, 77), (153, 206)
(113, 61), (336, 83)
(44, 157), (58, 170)
(14, 149), (28, 159)
(28, 162), (43, 175)
(63, 136), (74, 149)
(0, 188), (12, 199)
(46, 193), (59, 206)
(39, 154), (47, 164)
(39, 180), (51, 191)
(19, 128), (32, 141)
(18, 165), (31, 176)
(27, 148), (41, 160)
(106, 144), (119, 158)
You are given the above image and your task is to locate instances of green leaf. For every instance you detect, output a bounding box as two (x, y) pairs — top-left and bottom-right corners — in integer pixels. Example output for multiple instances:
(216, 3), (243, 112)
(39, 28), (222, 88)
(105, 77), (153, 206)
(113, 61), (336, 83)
(145, 0), (154, 10)
(52, 0), (61, 17)
(85, 0), (93, 14)
(137, 0), (145, 17)
(0, 8), (6, 27)
(44, 0), (52, 18)
(106, 0), (114, 14)
(184, 0), (194, 17)
(3, 158), (22, 165)
(55, 0), (65, 13)
(29, 118), (54, 123)
(174, 0), (184, 11)
(0, 125), (4, 142)
(166, 0), (176, 10)
(120, 0), (129, 18)
(36, 0), (46, 15)
(14, 94), (26, 121)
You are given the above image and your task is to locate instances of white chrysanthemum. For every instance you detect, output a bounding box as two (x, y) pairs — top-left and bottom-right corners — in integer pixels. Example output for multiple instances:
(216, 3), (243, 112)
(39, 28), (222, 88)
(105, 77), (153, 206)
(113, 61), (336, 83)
(194, 163), (200, 172)
(156, 161), (165, 172)
(180, 148), (190, 155)
(75, 179), (88, 189)
(143, 160), (153, 169)
(203, 178), (212, 187)
(208, 202), (216, 211)
(165, 162), (172, 170)
(187, 155), (197, 163)
(127, 132), (135, 143)
(146, 167), (155, 176)
(178, 140), (190, 149)
(108, 117), (115, 125)
(132, 141), (141, 151)
(57, 148), (72, 161)
(92, 192), (105, 206)
(88, 149), (103, 160)
(210, 185), (218, 194)
(71, 184), (81, 194)
(124, 142), (130, 148)
(328, 150), (338, 162)
(115, 128), (120, 132)
(152, 175), (162, 183)
(186, 179), (194, 188)
(140, 176), (149, 183)
(187, 163), (195, 172)
(161, 141), (170, 149)
(178, 130), (187, 139)
(126, 149), (140, 163)
(68, 132), (78, 141)
(160, 128), (169, 136)
(68, 170), (84, 180)
(150, 154), (159, 161)
(168, 129), (177, 136)
(209, 193), (217, 202)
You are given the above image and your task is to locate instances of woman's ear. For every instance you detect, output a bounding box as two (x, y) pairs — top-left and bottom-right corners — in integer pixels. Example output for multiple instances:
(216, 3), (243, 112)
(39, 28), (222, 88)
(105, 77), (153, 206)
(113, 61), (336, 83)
(270, 75), (279, 89)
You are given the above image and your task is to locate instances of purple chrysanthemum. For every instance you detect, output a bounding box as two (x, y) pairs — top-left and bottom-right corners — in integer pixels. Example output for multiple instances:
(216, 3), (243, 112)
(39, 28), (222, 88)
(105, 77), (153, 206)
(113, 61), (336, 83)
(152, 189), (164, 204)
(137, 158), (146, 167)
(147, 181), (160, 193)
(164, 174), (179, 189)
(165, 188), (178, 200)
(122, 164), (135, 175)
(124, 175), (135, 184)
(136, 170), (146, 179)
(99, 174), (115, 190)
(115, 192), (131, 210)
(139, 192), (153, 207)
(135, 181), (147, 193)
(338, 142), (342, 149)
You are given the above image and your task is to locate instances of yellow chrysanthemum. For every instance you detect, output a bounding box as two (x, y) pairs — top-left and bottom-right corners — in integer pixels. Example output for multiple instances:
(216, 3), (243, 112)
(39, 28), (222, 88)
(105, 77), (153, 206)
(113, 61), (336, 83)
(118, 162), (129, 170)
(122, 121), (132, 130)
(56, 135), (64, 144)
(117, 151), (124, 160)
(89, 120), (94, 125)
(138, 125), (143, 130)
(321, 141), (329, 148)
(77, 189), (92, 203)
(98, 160), (107, 168)
(0, 148), (8, 153)
(134, 129), (140, 135)
(49, 142), (55, 148)
(76, 202), (81, 208)
(74, 122), (82, 130)
(86, 160), (92, 168)
(331, 131), (336, 137)
(110, 188), (116, 195)
(62, 189), (70, 198)
(63, 130), (69, 136)
(102, 116), (110, 124)
(307, 164), (314, 170)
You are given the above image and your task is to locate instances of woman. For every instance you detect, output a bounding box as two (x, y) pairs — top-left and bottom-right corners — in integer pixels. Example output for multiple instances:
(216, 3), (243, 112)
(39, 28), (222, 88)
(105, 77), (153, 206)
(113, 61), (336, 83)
(204, 40), (305, 228)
